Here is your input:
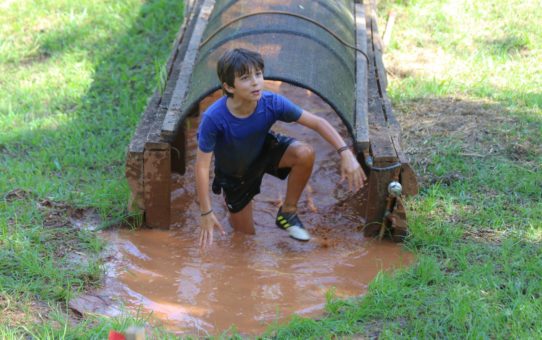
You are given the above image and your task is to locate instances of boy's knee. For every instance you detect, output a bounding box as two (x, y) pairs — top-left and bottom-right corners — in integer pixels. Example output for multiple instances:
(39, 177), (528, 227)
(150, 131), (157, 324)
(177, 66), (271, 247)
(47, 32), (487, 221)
(294, 143), (315, 163)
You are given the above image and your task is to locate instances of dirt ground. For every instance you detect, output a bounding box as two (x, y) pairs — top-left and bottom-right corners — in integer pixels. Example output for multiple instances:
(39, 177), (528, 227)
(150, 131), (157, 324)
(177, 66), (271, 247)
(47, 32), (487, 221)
(392, 95), (540, 187)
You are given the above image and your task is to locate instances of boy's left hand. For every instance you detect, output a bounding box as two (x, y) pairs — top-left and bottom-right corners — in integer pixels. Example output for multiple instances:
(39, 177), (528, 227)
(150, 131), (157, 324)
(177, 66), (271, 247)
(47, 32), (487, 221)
(340, 150), (367, 192)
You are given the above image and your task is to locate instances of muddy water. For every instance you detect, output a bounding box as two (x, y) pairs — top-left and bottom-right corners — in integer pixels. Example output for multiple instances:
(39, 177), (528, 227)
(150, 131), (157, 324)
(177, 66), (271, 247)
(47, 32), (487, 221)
(104, 82), (413, 335)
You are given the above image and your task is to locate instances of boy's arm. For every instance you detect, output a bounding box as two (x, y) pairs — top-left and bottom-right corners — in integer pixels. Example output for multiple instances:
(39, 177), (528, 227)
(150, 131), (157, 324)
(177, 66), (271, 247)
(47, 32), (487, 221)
(296, 110), (367, 191)
(195, 149), (224, 247)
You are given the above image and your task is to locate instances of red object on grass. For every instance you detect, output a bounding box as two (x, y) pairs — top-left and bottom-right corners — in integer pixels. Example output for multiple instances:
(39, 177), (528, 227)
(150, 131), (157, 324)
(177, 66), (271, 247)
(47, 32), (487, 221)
(108, 330), (126, 340)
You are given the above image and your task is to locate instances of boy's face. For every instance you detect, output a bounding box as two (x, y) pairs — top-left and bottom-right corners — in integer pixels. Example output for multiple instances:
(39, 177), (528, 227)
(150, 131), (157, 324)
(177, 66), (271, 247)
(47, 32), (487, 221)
(224, 67), (264, 101)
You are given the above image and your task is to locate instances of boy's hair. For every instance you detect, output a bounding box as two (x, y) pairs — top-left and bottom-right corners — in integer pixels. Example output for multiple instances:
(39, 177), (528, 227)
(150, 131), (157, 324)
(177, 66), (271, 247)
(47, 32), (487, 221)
(217, 48), (264, 97)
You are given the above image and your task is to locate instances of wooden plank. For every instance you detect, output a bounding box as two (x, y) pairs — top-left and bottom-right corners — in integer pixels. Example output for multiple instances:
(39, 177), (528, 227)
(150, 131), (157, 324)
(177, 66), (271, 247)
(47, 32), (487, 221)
(145, 107), (169, 150)
(164, 2), (192, 81)
(364, 160), (401, 236)
(363, 1), (402, 231)
(400, 161), (419, 196)
(159, 48), (184, 113)
(381, 72), (419, 197)
(126, 152), (144, 212)
(159, 0), (206, 110)
(161, 0), (215, 138)
(366, 10), (397, 162)
(367, 85), (396, 161)
(143, 148), (171, 229)
(354, 3), (369, 152)
(125, 91), (161, 213)
(171, 120), (187, 175)
(382, 95), (401, 135)
(372, 28), (389, 108)
(128, 90), (161, 154)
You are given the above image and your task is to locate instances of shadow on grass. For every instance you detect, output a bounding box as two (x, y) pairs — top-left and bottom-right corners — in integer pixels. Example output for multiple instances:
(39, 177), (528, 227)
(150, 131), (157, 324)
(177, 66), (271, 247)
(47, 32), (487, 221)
(0, 1), (184, 332)
(1, 0), (184, 216)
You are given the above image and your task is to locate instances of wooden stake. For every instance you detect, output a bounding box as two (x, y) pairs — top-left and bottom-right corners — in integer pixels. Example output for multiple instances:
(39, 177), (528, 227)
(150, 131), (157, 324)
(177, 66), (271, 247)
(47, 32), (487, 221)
(382, 10), (397, 49)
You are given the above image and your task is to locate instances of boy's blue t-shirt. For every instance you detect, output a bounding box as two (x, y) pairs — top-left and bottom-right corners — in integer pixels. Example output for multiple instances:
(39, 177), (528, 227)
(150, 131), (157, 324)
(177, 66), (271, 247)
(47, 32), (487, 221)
(197, 91), (302, 177)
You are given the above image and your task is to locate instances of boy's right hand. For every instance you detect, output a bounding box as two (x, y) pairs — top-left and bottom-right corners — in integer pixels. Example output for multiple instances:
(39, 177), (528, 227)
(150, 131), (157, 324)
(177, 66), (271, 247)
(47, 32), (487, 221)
(199, 212), (225, 248)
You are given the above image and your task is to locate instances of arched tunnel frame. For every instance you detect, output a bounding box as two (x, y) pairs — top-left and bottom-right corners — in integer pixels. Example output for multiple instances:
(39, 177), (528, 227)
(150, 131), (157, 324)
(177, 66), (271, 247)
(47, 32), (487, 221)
(126, 0), (418, 241)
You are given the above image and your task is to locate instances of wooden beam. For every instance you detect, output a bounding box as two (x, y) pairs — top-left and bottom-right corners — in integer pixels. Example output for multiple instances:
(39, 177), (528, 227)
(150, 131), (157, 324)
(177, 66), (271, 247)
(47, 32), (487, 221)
(125, 91), (161, 213)
(161, 0), (215, 138)
(364, 162), (401, 236)
(366, 10), (397, 162)
(364, 0), (402, 233)
(170, 120), (187, 175)
(143, 148), (171, 229)
(354, 3), (369, 152)
(145, 107), (170, 150)
(126, 153), (144, 212)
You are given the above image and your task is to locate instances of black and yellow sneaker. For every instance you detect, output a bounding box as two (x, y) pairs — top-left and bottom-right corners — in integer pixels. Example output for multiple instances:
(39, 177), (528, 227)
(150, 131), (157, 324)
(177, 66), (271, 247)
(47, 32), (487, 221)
(275, 207), (311, 241)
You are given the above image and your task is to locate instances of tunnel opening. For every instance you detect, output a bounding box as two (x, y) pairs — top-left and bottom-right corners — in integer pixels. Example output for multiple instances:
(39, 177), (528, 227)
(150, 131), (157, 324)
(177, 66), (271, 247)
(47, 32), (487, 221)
(170, 80), (364, 229)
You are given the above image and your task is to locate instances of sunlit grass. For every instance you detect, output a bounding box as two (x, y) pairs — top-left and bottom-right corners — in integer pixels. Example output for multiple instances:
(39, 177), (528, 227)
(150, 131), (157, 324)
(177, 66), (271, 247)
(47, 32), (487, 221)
(385, 0), (542, 110)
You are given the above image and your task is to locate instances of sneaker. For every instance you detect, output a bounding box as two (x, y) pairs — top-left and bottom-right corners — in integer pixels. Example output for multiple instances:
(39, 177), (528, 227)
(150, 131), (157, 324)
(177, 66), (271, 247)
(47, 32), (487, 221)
(275, 208), (311, 241)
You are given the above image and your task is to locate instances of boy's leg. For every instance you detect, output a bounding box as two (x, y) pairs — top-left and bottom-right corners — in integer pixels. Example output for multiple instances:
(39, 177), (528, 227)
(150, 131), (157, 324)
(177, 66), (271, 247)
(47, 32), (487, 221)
(228, 201), (255, 234)
(277, 142), (315, 213)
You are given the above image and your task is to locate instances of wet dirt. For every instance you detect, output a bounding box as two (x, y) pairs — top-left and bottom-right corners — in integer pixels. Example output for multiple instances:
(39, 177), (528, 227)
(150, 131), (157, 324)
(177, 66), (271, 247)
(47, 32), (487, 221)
(100, 82), (413, 335)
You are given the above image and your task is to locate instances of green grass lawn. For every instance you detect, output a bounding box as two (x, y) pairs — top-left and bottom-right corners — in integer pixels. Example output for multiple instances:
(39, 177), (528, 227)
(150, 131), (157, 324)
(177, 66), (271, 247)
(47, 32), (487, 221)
(1, 0), (541, 338)
(1, 0), (185, 337)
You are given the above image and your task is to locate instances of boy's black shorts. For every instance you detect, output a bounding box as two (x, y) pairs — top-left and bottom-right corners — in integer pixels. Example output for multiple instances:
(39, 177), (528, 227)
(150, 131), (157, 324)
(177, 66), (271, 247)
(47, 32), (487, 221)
(212, 132), (296, 213)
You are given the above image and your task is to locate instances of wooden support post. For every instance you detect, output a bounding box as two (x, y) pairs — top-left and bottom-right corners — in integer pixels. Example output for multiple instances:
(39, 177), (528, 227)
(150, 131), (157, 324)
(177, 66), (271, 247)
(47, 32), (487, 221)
(126, 91), (162, 213)
(363, 1), (403, 237)
(126, 153), (144, 212)
(143, 147), (171, 229)
(170, 119), (187, 175)
(365, 163), (401, 237)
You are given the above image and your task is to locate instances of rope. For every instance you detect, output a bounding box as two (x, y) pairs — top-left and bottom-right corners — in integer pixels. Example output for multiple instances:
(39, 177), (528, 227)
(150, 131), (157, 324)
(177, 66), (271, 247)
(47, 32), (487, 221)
(199, 11), (370, 63)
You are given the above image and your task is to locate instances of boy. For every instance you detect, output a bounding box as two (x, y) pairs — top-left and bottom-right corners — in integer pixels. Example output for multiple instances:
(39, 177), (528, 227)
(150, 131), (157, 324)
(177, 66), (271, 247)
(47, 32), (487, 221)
(196, 48), (366, 247)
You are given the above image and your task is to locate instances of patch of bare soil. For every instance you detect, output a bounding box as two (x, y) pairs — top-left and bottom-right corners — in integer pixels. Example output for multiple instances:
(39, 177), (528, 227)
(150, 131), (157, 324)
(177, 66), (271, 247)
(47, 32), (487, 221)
(33, 200), (122, 321)
(4, 188), (37, 201)
(461, 228), (508, 245)
(3, 190), (106, 326)
(34, 198), (102, 260)
(0, 293), (51, 329)
(393, 97), (540, 187)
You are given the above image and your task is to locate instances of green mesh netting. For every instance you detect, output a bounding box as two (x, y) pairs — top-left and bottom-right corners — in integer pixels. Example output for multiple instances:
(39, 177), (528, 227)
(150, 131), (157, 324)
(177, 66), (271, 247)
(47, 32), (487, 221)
(182, 0), (356, 132)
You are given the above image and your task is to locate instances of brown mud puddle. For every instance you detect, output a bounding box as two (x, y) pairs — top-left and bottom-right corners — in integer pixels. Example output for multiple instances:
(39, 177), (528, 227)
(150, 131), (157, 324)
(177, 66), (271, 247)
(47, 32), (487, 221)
(100, 82), (413, 335)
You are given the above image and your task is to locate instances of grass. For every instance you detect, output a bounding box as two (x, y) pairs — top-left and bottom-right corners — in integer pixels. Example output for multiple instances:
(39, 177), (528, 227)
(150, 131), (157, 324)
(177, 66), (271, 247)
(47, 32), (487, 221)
(266, 0), (541, 338)
(1, 0), (541, 338)
(1, 0), (184, 337)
